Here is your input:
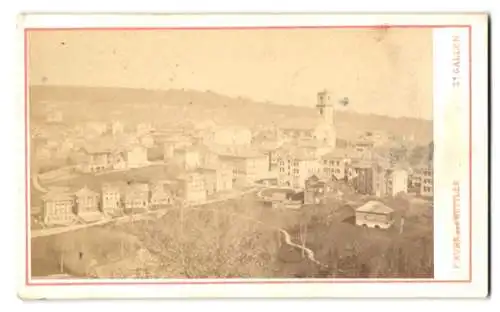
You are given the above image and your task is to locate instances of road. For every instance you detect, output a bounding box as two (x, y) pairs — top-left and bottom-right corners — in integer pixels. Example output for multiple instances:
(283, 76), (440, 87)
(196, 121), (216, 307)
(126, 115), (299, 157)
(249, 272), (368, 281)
(30, 186), (261, 239)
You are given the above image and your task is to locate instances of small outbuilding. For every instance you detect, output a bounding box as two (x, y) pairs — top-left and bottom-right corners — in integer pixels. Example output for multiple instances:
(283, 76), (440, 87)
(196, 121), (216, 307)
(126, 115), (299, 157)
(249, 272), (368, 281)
(355, 200), (395, 229)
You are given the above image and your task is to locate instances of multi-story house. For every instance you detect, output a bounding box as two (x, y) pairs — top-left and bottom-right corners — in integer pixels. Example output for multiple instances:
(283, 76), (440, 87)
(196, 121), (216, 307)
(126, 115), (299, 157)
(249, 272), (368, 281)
(277, 148), (323, 189)
(351, 160), (374, 195)
(304, 175), (337, 205)
(218, 149), (269, 185)
(321, 148), (362, 181)
(149, 180), (176, 209)
(244, 152), (269, 184)
(75, 186), (102, 222)
(124, 183), (150, 214)
(197, 168), (218, 196)
(177, 171), (206, 205)
(101, 183), (123, 215)
(125, 144), (149, 169)
(82, 147), (114, 173)
(41, 190), (75, 226)
(387, 169), (409, 196)
(420, 166), (434, 197)
(173, 146), (201, 170)
(215, 163), (233, 191)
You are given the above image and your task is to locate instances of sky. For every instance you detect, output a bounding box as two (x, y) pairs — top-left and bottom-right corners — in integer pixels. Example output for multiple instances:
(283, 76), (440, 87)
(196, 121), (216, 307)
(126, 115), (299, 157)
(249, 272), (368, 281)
(27, 28), (433, 119)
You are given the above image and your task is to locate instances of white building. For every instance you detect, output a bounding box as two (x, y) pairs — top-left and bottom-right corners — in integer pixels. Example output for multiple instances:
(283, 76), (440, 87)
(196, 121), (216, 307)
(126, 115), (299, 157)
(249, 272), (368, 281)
(172, 146), (201, 170)
(388, 169), (409, 196)
(277, 90), (338, 148)
(355, 201), (395, 229)
(126, 144), (149, 169)
(207, 126), (253, 146)
(277, 147), (323, 189)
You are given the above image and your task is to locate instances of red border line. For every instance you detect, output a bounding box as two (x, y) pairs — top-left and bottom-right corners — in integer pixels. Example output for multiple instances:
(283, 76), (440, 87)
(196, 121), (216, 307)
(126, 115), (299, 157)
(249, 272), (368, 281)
(24, 24), (473, 286)
(24, 25), (472, 32)
(468, 25), (473, 283)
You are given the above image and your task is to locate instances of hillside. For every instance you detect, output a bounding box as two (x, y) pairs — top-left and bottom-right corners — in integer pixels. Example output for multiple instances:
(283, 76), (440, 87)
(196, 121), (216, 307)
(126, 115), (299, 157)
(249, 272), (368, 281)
(28, 85), (433, 143)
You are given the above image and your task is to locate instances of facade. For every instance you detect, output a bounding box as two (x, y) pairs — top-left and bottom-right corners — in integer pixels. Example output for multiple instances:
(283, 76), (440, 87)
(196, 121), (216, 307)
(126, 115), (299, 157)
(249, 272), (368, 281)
(355, 201), (395, 229)
(173, 147), (201, 170)
(351, 161), (374, 195)
(420, 166), (434, 197)
(178, 171), (206, 205)
(149, 181), (175, 209)
(42, 191), (75, 226)
(372, 163), (389, 197)
(210, 126), (253, 146)
(244, 153), (269, 184)
(218, 150), (268, 185)
(277, 149), (323, 189)
(215, 163), (233, 191)
(304, 175), (339, 205)
(315, 90), (337, 147)
(321, 148), (361, 181)
(388, 169), (409, 196)
(124, 183), (150, 213)
(84, 150), (113, 173)
(126, 144), (149, 169)
(74, 186), (101, 221)
(101, 183), (122, 215)
(197, 168), (218, 196)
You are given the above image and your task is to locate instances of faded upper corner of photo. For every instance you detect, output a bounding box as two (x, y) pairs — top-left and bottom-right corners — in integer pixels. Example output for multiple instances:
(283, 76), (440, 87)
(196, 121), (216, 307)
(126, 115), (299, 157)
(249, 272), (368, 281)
(26, 27), (434, 280)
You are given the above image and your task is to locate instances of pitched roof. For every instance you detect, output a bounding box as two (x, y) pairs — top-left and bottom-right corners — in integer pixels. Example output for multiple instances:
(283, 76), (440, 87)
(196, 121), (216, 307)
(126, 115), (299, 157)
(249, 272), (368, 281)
(75, 186), (99, 197)
(356, 201), (394, 214)
(322, 148), (363, 160)
(41, 189), (74, 201)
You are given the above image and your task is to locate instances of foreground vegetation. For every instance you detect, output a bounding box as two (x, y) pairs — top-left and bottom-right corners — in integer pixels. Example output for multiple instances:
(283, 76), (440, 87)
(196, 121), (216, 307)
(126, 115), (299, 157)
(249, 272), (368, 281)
(31, 192), (433, 279)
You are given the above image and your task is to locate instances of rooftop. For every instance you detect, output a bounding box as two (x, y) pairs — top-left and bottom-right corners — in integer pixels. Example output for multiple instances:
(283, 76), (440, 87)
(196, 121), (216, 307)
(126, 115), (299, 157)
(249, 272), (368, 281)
(322, 148), (363, 160)
(356, 201), (394, 214)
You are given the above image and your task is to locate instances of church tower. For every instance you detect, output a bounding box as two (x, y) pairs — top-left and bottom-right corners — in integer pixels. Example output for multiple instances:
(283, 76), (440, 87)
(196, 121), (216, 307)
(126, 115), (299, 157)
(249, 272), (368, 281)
(314, 90), (337, 148)
(316, 90), (335, 126)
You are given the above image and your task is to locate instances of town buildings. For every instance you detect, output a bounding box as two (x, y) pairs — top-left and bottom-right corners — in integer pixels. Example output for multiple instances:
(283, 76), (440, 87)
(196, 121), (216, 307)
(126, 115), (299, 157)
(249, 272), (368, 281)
(215, 163), (233, 192)
(351, 160), (374, 195)
(355, 201), (395, 229)
(277, 148), (323, 189)
(304, 175), (337, 205)
(74, 186), (102, 222)
(41, 189), (75, 226)
(197, 168), (217, 196)
(321, 148), (362, 181)
(276, 90), (338, 148)
(177, 171), (206, 205)
(149, 180), (176, 209)
(387, 169), (409, 196)
(218, 149), (269, 185)
(173, 146), (201, 170)
(207, 126), (253, 146)
(124, 183), (150, 213)
(420, 165), (434, 197)
(125, 144), (149, 169)
(101, 183), (123, 215)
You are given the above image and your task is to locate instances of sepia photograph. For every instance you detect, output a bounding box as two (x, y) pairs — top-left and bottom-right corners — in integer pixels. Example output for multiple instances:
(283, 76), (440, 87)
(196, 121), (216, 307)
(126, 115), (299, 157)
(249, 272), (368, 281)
(27, 26), (434, 280)
(18, 13), (488, 299)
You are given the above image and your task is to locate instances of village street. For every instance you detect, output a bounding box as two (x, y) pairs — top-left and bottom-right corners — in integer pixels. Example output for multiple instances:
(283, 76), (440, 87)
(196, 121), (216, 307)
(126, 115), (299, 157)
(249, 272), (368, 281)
(31, 184), (263, 239)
